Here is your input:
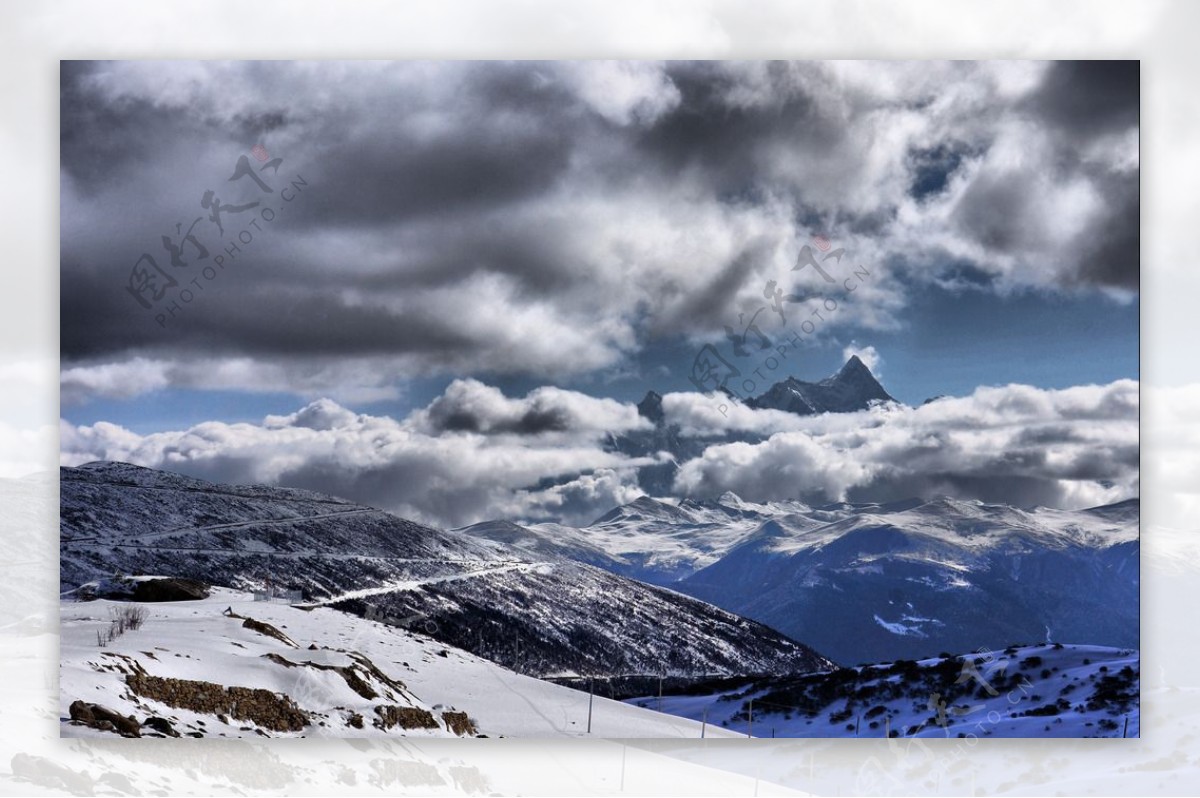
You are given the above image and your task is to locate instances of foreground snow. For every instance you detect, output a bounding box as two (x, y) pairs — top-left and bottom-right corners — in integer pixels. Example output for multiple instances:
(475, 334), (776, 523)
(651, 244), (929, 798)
(60, 588), (742, 739)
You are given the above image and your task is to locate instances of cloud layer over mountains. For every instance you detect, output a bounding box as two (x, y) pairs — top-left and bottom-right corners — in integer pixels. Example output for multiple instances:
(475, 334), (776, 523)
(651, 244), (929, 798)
(61, 377), (1139, 528)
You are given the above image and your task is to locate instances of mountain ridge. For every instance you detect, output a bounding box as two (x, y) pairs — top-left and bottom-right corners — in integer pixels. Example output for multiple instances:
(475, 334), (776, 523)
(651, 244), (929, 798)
(61, 461), (835, 678)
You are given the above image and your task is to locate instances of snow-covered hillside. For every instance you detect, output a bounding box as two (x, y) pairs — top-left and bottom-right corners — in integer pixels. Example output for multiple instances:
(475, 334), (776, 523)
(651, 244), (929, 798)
(625, 643), (1139, 739)
(681, 497), (1139, 664)
(61, 462), (832, 678)
(61, 588), (743, 739)
(462, 495), (775, 584)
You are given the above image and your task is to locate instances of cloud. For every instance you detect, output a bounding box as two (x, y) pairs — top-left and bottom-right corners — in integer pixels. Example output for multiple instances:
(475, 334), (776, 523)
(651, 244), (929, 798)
(842, 343), (881, 376)
(61, 377), (1138, 526)
(61, 60), (1138, 404)
(61, 382), (657, 527)
(60, 357), (406, 406)
(563, 61), (682, 127)
(60, 358), (170, 405)
(493, 467), (649, 525)
(672, 379), (1139, 510)
(412, 378), (648, 436)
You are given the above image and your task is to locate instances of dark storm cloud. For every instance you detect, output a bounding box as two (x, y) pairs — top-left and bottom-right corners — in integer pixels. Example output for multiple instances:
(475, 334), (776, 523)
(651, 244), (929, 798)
(947, 60), (1140, 291)
(61, 61), (163, 194)
(58, 61), (640, 390)
(60, 61), (1139, 404)
(635, 62), (826, 186)
(952, 171), (1031, 251)
(287, 95), (575, 228)
(1072, 167), (1139, 290)
(1022, 60), (1139, 138)
(661, 240), (775, 335)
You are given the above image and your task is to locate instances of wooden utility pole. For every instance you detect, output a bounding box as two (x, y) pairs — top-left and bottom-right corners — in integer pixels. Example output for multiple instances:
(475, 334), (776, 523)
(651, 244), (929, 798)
(748, 699), (754, 738)
(701, 707), (707, 739)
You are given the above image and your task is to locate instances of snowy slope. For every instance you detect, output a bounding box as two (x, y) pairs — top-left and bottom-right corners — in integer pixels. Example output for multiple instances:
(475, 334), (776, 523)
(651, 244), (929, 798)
(61, 462), (832, 678)
(322, 557), (832, 677)
(455, 519), (629, 573)
(625, 643), (1139, 739)
(465, 494), (817, 586)
(61, 588), (744, 739)
(528, 495), (776, 584)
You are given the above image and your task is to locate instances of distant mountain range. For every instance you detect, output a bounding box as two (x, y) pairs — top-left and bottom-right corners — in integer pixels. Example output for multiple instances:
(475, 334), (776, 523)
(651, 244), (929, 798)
(461, 492), (1139, 665)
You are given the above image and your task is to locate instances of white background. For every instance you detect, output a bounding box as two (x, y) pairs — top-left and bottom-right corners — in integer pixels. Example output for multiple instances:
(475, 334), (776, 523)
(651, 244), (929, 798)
(2, 1), (1198, 794)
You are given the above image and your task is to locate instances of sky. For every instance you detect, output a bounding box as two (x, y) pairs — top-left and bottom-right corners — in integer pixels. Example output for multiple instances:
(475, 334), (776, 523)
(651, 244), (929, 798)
(59, 60), (1140, 527)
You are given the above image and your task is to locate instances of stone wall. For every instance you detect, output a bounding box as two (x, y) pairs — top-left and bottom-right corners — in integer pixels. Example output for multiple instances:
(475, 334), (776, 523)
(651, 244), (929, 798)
(126, 674), (308, 732)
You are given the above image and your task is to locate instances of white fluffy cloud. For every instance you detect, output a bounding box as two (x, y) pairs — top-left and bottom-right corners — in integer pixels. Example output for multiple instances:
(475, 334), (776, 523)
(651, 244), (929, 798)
(672, 380), (1139, 510)
(410, 378), (649, 436)
(61, 382), (658, 527)
(563, 61), (682, 127)
(60, 357), (408, 406)
(842, 343), (881, 376)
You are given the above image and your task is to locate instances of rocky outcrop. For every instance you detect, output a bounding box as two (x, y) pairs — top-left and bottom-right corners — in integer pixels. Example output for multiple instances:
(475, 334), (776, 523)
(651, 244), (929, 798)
(68, 700), (142, 737)
(373, 705), (438, 731)
(240, 616), (298, 647)
(141, 716), (181, 737)
(262, 652), (377, 699)
(441, 710), (477, 736)
(132, 577), (210, 602)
